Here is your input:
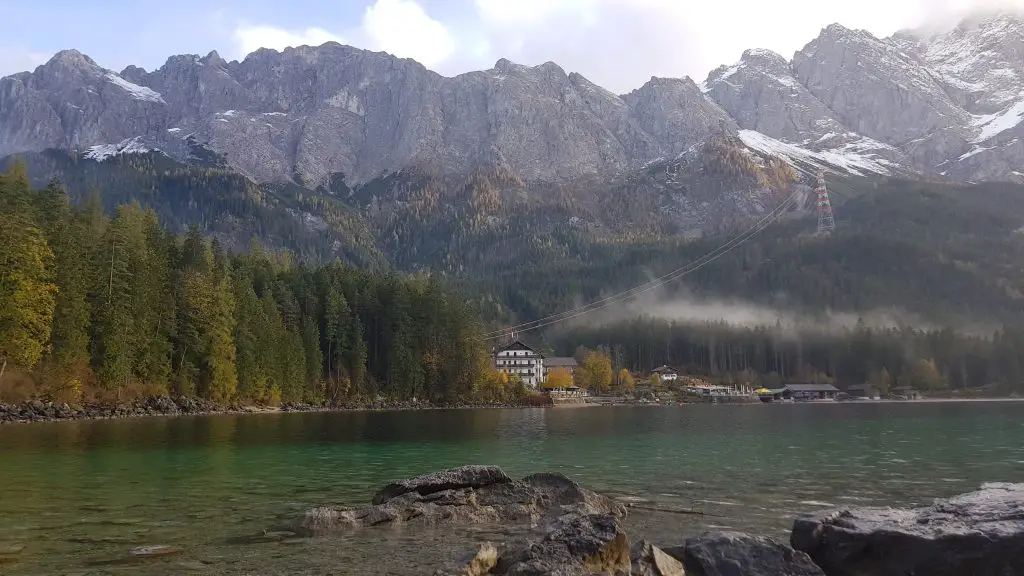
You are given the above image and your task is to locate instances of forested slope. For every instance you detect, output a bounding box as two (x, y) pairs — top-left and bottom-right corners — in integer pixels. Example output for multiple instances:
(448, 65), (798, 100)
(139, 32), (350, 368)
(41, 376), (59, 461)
(0, 163), (520, 406)
(471, 178), (1024, 329)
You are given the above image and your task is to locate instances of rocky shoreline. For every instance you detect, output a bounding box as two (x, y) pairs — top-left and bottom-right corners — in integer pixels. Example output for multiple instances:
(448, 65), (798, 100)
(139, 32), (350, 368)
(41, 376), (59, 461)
(0, 397), (542, 425)
(291, 465), (1024, 576)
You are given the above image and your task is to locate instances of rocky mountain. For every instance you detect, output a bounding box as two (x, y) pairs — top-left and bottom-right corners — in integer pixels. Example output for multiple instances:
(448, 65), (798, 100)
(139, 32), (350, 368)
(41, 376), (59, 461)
(0, 44), (736, 189)
(3, 11), (1024, 240)
(706, 13), (1024, 183)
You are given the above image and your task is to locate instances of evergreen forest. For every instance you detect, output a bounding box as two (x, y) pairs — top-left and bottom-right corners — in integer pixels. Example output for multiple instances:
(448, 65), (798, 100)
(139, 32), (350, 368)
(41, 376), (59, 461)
(554, 318), (1024, 395)
(0, 163), (521, 406)
(5, 150), (1024, 403)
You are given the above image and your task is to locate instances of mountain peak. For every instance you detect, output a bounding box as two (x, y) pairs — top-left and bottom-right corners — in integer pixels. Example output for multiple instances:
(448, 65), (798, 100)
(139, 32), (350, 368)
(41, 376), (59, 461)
(45, 49), (100, 71)
(493, 58), (524, 74)
(741, 48), (787, 66)
(202, 50), (227, 67)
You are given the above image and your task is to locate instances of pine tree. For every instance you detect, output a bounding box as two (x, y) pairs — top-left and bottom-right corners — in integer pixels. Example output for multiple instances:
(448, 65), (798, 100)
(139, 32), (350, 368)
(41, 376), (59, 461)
(302, 320), (324, 401)
(35, 180), (93, 392)
(205, 275), (238, 403)
(0, 216), (57, 383)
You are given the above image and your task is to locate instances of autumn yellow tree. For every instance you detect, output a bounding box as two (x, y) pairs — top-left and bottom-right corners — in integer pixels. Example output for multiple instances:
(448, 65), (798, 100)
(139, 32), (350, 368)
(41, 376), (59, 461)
(580, 350), (613, 392)
(617, 368), (634, 390)
(544, 368), (574, 390)
(0, 164), (58, 385)
(650, 373), (662, 388)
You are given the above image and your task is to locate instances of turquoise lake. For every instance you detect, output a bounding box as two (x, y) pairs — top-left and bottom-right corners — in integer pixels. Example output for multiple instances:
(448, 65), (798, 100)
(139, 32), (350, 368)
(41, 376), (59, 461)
(1, 402), (1023, 574)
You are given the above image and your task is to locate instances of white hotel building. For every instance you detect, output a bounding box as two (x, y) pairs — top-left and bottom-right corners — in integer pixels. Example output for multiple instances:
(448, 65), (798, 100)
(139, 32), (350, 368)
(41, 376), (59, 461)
(493, 341), (544, 389)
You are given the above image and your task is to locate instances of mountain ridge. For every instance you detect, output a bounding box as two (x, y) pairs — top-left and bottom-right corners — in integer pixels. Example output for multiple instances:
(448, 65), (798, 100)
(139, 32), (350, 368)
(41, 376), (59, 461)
(15, 14), (1024, 190)
(4, 11), (1024, 247)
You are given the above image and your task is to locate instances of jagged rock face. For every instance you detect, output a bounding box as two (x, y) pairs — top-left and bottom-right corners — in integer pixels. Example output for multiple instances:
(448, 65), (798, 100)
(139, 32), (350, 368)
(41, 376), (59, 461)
(622, 76), (737, 158)
(0, 46), (735, 188)
(892, 14), (1024, 181)
(793, 24), (971, 147)
(703, 48), (845, 144)
(6, 11), (1024, 191)
(897, 14), (1024, 115)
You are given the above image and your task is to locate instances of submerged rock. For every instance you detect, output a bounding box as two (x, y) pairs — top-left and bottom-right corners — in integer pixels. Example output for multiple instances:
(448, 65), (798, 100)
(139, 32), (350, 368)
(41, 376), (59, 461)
(791, 482), (1024, 576)
(669, 531), (823, 576)
(129, 545), (183, 558)
(298, 465), (625, 534)
(0, 543), (25, 556)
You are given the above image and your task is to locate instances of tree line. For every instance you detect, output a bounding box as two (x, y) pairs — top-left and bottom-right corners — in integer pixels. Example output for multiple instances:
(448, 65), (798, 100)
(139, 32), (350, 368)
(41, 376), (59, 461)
(0, 163), (520, 406)
(555, 317), (1024, 395)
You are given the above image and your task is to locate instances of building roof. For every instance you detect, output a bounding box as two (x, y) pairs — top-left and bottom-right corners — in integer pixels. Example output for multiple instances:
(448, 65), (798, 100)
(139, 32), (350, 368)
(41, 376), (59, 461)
(497, 341), (542, 356)
(545, 357), (578, 368)
(784, 384), (840, 393)
(652, 365), (678, 374)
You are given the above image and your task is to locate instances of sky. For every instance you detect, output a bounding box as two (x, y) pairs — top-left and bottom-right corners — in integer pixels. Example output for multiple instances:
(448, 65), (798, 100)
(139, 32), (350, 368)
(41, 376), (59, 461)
(3, 0), (1023, 93)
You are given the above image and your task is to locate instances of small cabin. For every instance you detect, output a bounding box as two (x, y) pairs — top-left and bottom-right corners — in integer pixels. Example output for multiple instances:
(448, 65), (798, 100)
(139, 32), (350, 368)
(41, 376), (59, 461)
(845, 384), (880, 400)
(891, 386), (921, 400)
(651, 365), (679, 382)
(782, 383), (840, 401)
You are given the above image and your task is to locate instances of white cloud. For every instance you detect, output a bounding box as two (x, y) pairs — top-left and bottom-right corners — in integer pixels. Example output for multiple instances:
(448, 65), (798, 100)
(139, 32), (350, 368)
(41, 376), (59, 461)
(459, 0), (1024, 92)
(232, 24), (344, 57)
(225, 0), (1024, 92)
(0, 48), (50, 77)
(231, 0), (453, 67)
(362, 0), (455, 66)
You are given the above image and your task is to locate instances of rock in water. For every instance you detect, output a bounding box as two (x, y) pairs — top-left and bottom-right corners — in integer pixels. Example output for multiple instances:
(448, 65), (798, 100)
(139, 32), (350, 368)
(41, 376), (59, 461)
(434, 542), (500, 576)
(300, 467), (624, 534)
(372, 465), (513, 505)
(667, 531), (823, 576)
(498, 512), (630, 576)
(129, 545), (183, 558)
(632, 540), (686, 576)
(790, 482), (1024, 576)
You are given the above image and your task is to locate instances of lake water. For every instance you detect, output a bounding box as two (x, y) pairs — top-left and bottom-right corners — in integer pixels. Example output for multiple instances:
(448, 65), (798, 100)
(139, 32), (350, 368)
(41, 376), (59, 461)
(1, 402), (1023, 574)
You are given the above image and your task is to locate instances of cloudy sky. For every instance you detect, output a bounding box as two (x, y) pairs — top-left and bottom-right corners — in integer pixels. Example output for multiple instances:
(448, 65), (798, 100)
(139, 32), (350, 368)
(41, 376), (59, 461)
(3, 0), (1022, 93)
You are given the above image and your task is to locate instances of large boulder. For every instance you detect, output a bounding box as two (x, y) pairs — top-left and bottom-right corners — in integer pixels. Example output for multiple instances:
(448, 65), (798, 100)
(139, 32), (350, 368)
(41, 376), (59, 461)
(298, 466), (625, 534)
(373, 465), (512, 505)
(665, 531), (823, 576)
(497, 512), (631, 576)
(791, 482), (1024, 576)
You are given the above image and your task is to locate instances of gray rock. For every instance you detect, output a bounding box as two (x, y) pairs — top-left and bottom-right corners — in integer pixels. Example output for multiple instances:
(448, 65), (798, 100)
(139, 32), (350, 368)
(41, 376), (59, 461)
(497, 512), (631, 576)
(298, 467), (625, 535)
(790, 482), (1024, 576)
(372, 465), (513, 504)
(631, 540), (685, 576)
(666, 531), (823, 576)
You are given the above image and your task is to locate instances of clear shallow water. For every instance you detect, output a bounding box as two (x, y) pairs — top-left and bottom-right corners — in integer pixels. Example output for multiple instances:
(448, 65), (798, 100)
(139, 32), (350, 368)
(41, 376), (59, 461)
(1, 403), (1023, 575)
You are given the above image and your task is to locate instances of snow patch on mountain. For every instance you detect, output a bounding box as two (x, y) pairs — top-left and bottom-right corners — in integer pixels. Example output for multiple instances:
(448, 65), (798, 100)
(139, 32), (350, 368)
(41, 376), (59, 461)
(84, 137), (152, 161)
(971, 98), (1024, 142)
(739, 130), (894, 176)
(105, 73), (165, 103)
